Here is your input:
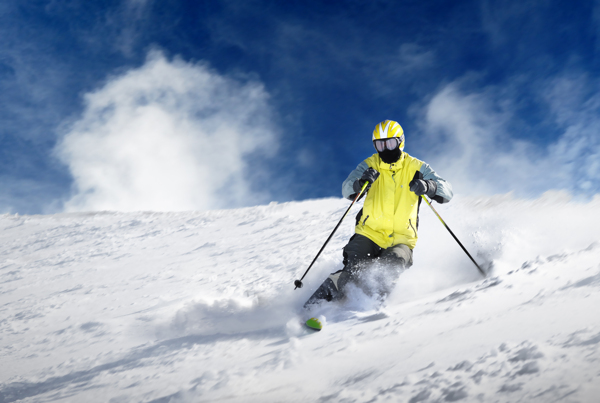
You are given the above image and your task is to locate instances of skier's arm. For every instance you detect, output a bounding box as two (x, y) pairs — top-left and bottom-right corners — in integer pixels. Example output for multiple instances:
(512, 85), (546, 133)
(419, 163), (453, 204)
(342, 161), (369, 200)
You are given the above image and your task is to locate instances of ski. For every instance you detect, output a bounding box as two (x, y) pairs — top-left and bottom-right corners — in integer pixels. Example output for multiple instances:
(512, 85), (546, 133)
(305, 317), (323, 331)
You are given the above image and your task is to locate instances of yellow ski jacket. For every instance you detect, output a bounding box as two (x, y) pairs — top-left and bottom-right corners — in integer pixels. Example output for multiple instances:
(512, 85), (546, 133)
(342, 152), (453, 249)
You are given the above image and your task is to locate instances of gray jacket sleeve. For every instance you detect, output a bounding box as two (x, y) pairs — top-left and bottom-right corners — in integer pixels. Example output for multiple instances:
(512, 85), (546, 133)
(342, 161), (369, 200)
(419, 163), (453, 203)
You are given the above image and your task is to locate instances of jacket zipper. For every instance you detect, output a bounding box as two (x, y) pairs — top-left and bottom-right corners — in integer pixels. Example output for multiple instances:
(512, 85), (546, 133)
(362, 215), (370, 226)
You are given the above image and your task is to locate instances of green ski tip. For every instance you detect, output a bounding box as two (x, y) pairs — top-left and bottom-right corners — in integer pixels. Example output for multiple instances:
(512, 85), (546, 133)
(305, 317), (323, 331)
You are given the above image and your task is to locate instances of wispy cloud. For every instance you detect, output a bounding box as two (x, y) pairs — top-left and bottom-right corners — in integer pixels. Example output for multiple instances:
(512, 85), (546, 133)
(420, 82), (543, 196)
(544, 74), (600, 193)
(55, 51), (279, 212)
(103, 0), (153, 56)
(419, 71), (600, 198)
(480, 0), (544, 47)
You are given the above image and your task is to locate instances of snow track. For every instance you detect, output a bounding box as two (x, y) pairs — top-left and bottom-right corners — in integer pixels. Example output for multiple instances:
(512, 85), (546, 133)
(1, 193), (600, 402)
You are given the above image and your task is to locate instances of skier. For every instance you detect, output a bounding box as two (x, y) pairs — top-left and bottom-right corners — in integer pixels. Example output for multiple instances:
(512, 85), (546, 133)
(305, 120), (453, 307)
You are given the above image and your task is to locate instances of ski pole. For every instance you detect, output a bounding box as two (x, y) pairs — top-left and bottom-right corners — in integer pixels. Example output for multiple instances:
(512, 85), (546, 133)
(420, 195), (486, 277)
(294, 182), (370, 290)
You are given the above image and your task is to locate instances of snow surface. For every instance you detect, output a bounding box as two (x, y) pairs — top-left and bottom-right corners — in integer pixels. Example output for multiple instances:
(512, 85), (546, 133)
(1, 192), (600, 402)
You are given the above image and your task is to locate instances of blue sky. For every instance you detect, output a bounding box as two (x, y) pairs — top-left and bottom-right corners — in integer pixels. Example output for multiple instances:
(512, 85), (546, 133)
(1, 0), (600, 213)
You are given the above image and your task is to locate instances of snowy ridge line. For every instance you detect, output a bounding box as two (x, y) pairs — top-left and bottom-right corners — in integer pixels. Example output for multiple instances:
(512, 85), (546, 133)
(1, 193), (600, 401)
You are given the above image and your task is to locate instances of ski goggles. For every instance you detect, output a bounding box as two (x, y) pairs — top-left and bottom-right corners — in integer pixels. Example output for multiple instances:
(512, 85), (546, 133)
(373, 137), (402, 152)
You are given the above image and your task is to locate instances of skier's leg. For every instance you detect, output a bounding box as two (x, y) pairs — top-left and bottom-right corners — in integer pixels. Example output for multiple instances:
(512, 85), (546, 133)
(379, 243), (413, 268)
(304, 234), (380, 307)
(302, 271), (343, 306)
(336, 234), (382, 292)
(375, 243), (413, 297)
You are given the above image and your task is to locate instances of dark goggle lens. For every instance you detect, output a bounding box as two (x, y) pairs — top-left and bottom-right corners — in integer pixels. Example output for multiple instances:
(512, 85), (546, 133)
(374, 138), (399, 152)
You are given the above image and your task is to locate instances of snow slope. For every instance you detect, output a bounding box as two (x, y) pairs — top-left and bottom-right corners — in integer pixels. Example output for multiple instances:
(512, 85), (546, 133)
(1, 192), (600, 402)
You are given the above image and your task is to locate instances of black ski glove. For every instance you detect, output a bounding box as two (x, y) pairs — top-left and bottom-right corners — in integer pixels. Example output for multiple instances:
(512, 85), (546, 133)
(353, 167), (380, 194)
(409, 178), (437, 198)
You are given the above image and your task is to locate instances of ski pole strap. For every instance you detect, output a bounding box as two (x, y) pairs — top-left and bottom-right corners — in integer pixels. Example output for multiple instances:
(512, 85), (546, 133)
(420, 195), (486, 277)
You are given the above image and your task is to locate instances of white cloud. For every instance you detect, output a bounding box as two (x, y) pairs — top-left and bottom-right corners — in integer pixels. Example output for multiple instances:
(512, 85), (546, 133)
(544, 75), (600, 193)
(107, 0), (153, 56)
(420, 74), (600, 198)
(420, 83), (557, 197)
(56, 51), (278, 212)
(394, 43), (435, 73)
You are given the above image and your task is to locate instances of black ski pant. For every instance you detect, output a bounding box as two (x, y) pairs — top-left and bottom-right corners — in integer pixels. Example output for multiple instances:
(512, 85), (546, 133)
(304, 234), (413, 307)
